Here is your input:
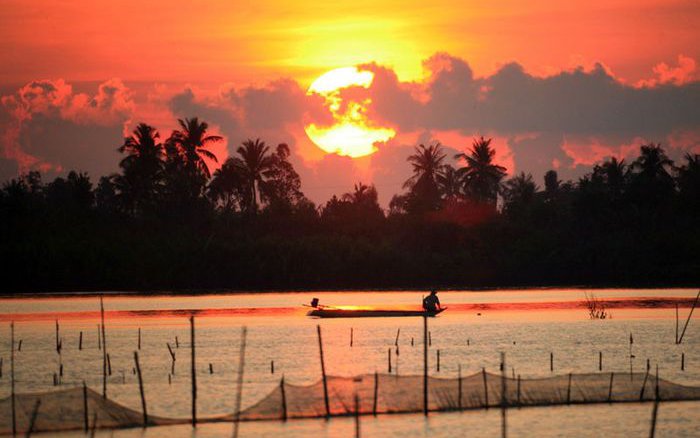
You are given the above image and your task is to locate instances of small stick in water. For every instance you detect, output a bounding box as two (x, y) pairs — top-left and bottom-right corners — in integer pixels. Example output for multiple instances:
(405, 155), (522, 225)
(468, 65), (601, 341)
(134, 351), (148, 427)
(436, 349), (440, 372)
(97, 324), (101, 351)
(678, 290), (700, 344)
(17, 340), (22, 352)
(107, 353), (112, 376)
(79, 331), (83, 351)
(681, 352), (685, 371)
(388, 348), (392, 373)
(83, 381), (88, 432)
(599, 351), (602, 371)
(350, 328), (353, 347)
(138, 328), (141, 350)
(209, 363), (213, 374)
(176, 336), (179, 349)
(26, 398), (41, 438)
(550, 352), (553, 372)
(271, 360), (274, 374)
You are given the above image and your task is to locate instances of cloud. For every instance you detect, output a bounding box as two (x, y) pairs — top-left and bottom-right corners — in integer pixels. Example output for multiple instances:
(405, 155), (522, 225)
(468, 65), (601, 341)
(0, 78), (134, 178)
(2, 53), (699, 206)
(638, 55), (698, 87)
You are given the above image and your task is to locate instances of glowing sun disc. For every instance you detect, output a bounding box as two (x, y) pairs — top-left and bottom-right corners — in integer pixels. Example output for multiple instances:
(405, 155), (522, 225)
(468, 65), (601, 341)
(305, 66), (395, 158)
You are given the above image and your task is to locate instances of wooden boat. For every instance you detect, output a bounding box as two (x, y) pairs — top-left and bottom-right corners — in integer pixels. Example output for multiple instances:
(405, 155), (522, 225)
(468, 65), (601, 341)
(307, 307), (446, 318)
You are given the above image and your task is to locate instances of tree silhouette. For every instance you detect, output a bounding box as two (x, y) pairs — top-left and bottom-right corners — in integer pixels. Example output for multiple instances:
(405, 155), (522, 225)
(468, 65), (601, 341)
(116, 123), (163, 214)
(628, 143), (675, 208)
(677, 153), (700, 214)
(167, 117), (221, 179)
(403, 143), (446, 212)
(208, 158), (245, 212)
(436, 164), (461, 201)
(455, 136), (506, 206)
(231, 138), (275, 213)
(259, 143), (305, 212)
(598, 156), (627, 201)
(502, 172), (538, 215)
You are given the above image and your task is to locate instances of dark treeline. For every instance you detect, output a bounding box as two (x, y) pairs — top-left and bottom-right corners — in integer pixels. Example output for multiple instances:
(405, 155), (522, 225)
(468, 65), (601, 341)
(2, 117), (699, 292)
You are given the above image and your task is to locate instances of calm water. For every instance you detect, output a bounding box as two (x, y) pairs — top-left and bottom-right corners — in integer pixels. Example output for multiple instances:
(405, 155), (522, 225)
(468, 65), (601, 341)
(1, 288), (699, 437)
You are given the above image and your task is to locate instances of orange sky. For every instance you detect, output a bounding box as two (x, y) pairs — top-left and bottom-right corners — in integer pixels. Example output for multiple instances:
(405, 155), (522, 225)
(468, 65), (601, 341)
(0, 0), (699, 205)
(1, 0), (698, 86)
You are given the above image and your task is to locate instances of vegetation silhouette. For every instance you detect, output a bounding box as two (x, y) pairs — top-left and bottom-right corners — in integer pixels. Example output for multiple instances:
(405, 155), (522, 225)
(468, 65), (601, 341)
(1, 117), (699, 292)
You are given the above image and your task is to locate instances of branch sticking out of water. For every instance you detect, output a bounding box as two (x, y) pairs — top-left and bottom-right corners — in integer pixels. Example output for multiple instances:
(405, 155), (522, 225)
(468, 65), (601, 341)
(584, 292), (609, 319)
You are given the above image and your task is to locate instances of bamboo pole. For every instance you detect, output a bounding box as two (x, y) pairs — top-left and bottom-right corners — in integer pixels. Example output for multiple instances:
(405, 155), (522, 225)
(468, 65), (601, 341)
(11, 322), (16, 437)
(629, 332), (634, 380)
(436, 349), (440, 372)
(138, 328), (141, 350)
(232, 326), (247, 438)
(83, 381), (88, 432)
(373, 371), (378, 416)
(25, 399), (41, 438)
(678, 290), (700, 344)
(681, 352), (685, 371)
(89, 412), (98, 438)
(640, 369), (650, 400)
(317, 325), (330, 418)
(387, 348), (392, 373)
(550, 352), (553, 372)
(134, 351), (148, 426)
(190, 316), (197, 427)
(280, 376), (287, 421)
(458, 365), (462, 411)
(79, 331), (83, 351)
(501, 352), (507, 438)
(423, 316), (428, 416)
(354, 393), (361, 438)
(649, 365), (659, 438)
(100, 297), (107, 398)
(97, 324), (101, 350)
(608, 372), (615, 402)
(350, 328), (353, 347)
(482, 367), (489, 408)
(675, 304), (679, 344)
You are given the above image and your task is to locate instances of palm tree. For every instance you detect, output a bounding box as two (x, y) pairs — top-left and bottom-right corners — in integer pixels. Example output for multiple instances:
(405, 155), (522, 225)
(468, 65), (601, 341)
(600, 157), (627, 197)
(402, 143), (446, 212)
(116, 123), (164, 213)
(208, 158), (245, 212)
(118, 123), (163, 170)
(676, 153), (700, 212)
(436, 164), (461, 201)
(168, 117), (221, 179)
(231, 138), (275, 213)
(631, 143), (674, 183)
(403, 143), (446, 190)
(503, 172), (538, 208)
(455, 136), (507, 205)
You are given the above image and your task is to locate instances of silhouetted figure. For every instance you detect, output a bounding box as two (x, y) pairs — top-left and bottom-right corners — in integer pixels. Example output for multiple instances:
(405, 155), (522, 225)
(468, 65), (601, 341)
(422, 290), (441, 312)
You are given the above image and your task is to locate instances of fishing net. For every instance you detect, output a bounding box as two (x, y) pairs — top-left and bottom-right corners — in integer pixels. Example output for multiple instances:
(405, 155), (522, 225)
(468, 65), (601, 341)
(2, 372), (700, 435)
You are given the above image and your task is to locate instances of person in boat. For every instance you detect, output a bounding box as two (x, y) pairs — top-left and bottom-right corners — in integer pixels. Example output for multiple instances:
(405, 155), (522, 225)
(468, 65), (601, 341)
(422, 290), (441, 312)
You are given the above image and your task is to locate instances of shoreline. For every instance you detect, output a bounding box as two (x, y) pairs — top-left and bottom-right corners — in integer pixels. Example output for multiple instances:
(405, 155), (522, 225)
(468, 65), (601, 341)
(1, 284), (699, 299)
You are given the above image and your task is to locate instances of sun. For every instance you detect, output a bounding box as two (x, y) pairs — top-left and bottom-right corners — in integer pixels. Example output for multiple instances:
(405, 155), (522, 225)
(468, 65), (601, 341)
(304, 66), (395, 158)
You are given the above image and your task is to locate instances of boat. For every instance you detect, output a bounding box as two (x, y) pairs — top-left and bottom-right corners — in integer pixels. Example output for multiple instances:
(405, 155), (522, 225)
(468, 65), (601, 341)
(306, 307), (446, 318)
